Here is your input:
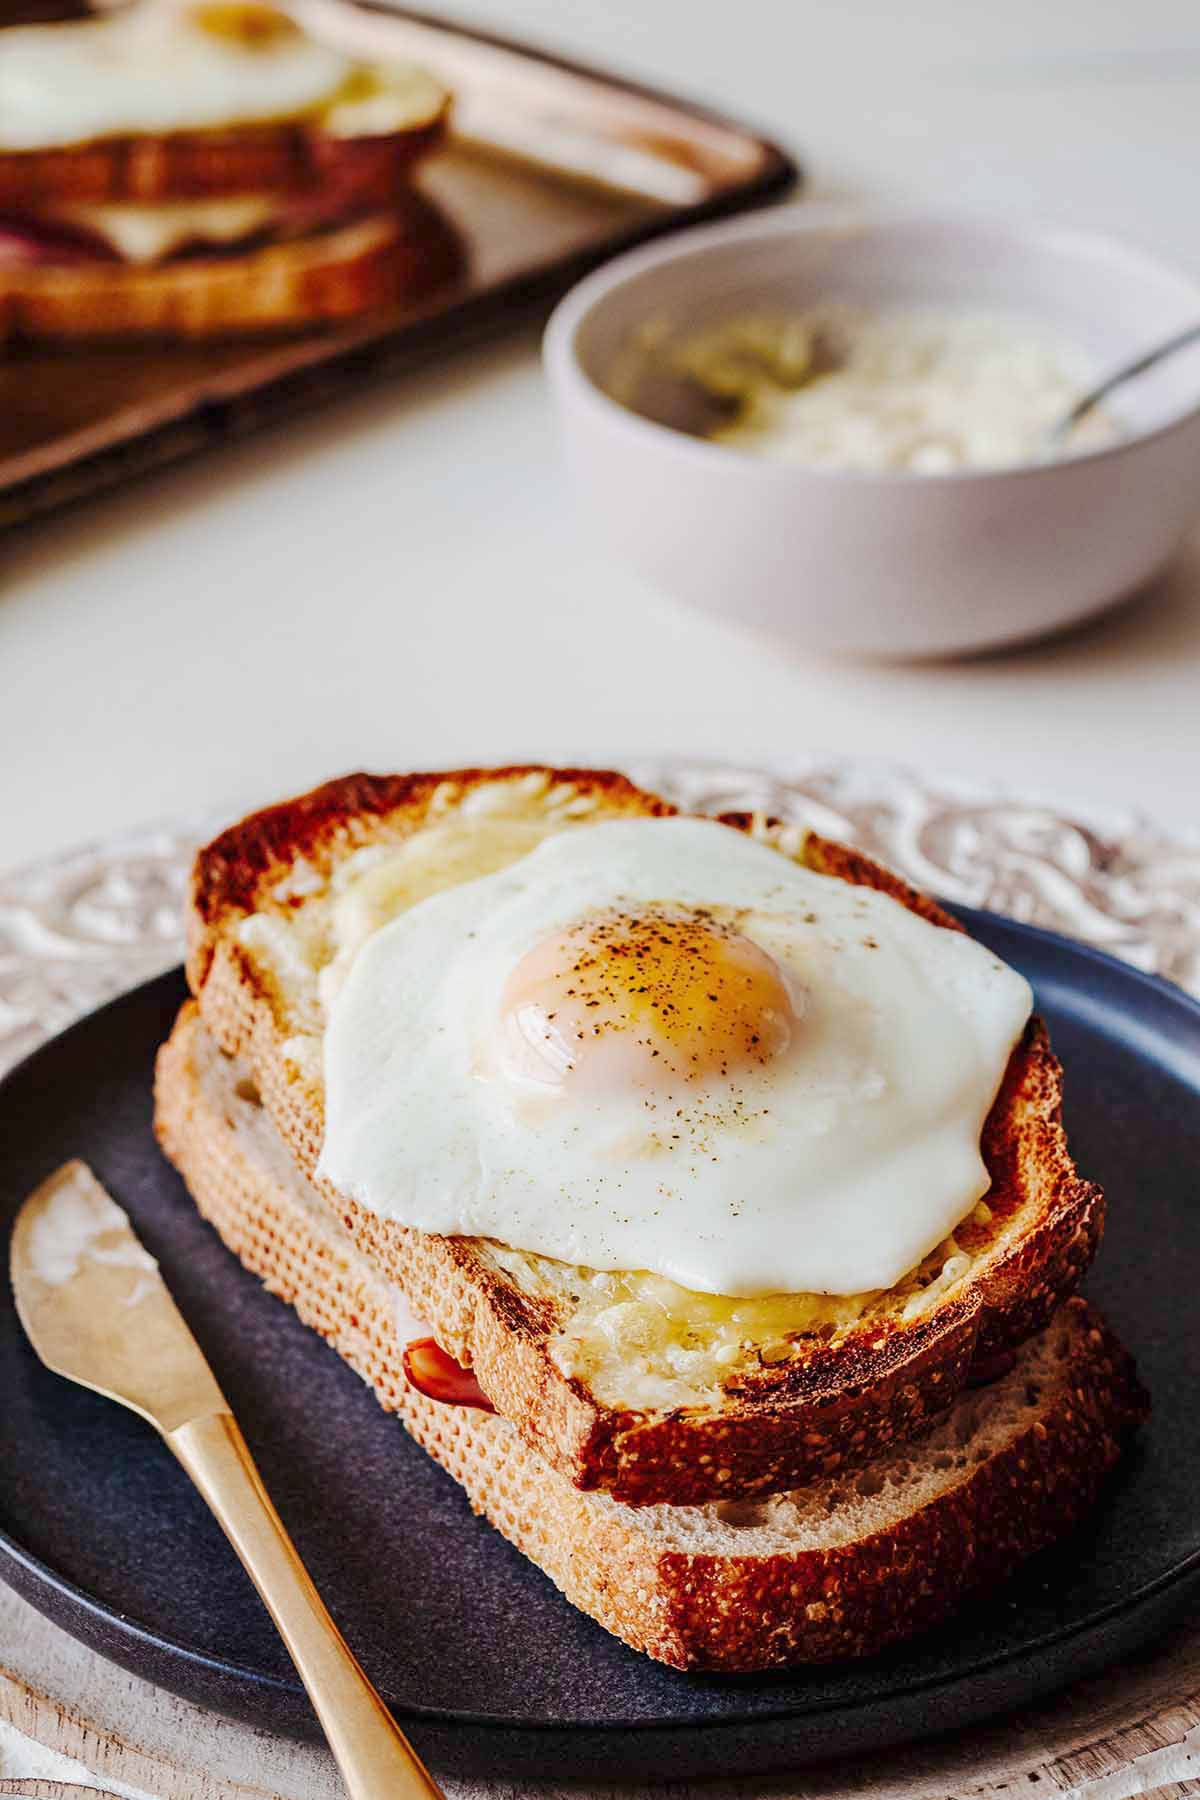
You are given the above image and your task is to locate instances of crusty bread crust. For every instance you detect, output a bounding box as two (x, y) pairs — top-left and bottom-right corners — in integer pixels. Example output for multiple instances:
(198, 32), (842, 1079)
(0, 109), (447, 207)
(186, 766), (1104, 1507)
(0, 200), (461, 342)
(188, 766), (673, 955)
(154, 1003), (1147, 1672)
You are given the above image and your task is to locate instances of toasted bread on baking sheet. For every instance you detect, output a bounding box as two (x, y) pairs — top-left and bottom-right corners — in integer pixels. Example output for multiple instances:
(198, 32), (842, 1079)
(0, 2), (452, 339)
(182, 766), (1104, 1508)
(0, 199), (460, 341)
(0, 110), (447, 210)
(154, 1003), (1145, 1672)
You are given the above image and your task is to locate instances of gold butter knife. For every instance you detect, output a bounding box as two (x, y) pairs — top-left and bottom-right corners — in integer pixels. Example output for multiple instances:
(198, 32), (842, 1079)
(10, 1160), (446, 1800)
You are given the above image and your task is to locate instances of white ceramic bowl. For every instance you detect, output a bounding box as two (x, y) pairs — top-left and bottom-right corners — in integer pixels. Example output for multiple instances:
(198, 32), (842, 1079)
(544, 210), (1200, 657)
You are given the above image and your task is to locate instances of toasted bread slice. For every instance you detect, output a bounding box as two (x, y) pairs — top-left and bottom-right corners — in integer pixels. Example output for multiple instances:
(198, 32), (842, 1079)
(0, 199), (461, 341)
(154, 1005), (1147, 1672)
(0, 117), (446, 209)
(185, 767), (1103, 1507)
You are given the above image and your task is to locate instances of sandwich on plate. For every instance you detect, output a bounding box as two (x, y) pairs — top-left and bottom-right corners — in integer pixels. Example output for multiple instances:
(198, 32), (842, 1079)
(0, 1), (454, 340)
(156, 765), (1148, 1670)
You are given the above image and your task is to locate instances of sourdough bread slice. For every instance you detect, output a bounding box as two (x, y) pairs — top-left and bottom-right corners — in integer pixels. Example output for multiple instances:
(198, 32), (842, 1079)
(0, 116), (446, 209)
(0, 198), (461, 341)
(186, 766), (1104, 1507)
(154, 1004), (1147, 1672)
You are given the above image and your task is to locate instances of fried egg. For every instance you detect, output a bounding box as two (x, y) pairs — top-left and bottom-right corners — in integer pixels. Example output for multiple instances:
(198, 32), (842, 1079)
(0, 8), (351, 153)
(317, 817), (1032, 1298)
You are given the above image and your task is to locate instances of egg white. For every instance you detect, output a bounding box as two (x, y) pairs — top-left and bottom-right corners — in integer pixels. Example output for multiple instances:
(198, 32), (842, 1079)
(317, 817), (1032, 1298)
(0, 9), (350, 153)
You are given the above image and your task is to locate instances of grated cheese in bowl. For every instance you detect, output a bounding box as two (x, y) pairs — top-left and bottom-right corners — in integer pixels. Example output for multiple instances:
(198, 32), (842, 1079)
(674, 303), (1121, 473)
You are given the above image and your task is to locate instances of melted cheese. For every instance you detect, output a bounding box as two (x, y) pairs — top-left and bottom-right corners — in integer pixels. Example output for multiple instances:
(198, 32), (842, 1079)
(519, 1233), (978, 1409)
(51, 195), (281, 264)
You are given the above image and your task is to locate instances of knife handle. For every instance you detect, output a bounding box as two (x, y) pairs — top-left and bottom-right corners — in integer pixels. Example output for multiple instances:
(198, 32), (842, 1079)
(167, 1410), (446, 1800)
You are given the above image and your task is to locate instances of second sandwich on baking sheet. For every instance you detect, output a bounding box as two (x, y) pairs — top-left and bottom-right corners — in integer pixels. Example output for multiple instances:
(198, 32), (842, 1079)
(0, 1), (455, 340)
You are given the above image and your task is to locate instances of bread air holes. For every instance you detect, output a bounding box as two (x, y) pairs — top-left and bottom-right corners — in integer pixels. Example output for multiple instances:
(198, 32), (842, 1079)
(953, 1403), (984, 1446)
(716, 1499), (771, 1528)
(235, 1076), (263, 1107)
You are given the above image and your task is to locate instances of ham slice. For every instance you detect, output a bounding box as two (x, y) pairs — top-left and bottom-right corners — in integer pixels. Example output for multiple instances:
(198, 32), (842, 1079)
(0, 213), (118, 265)
(402, 1337), (496, 1412)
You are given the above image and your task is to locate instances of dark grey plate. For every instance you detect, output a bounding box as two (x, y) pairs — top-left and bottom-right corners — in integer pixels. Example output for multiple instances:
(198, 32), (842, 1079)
(1, 909), (1199, 1779)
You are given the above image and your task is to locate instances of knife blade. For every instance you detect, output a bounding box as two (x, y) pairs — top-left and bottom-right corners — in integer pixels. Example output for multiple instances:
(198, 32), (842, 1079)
(10, 1159), (228, 1432)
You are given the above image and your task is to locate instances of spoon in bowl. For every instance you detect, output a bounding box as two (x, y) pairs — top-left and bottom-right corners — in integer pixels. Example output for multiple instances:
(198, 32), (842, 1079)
(1048, 320), (1200, 447)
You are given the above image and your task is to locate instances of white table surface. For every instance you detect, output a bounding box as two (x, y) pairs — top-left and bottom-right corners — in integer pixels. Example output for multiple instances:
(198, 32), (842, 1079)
(4, 0), (1200, 877)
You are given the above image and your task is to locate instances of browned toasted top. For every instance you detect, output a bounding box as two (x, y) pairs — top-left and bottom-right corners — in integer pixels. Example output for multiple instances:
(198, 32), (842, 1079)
(189, 766), (674, 973)
(0, 108), (448, 207)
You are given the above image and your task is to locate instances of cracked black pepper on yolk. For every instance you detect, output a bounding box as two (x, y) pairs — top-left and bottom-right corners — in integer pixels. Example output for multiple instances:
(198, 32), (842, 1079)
(501, 905), (799, 1090)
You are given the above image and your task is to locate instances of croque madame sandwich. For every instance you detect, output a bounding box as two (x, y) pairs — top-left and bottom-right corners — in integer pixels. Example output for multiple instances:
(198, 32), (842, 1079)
(0, 1), (454, 340)
(155, 766), (1147, 1670)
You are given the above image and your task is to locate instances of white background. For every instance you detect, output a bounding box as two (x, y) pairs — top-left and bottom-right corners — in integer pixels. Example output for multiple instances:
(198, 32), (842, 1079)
(3, 0), (1200, 877)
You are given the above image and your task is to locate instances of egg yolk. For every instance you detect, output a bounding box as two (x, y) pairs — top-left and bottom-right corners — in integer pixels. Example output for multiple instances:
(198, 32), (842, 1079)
(497, 907), (800, 1094)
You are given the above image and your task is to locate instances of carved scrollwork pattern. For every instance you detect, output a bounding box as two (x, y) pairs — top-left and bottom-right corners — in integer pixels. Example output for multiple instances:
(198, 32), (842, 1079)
(3, 763), (1198, 1077)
